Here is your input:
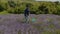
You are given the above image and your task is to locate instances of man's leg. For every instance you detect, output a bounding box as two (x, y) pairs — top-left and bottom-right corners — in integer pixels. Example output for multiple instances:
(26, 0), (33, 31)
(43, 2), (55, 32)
(27, 15), (29, 23)
(24, 15), (27, 23)
(25, 15), (29, 23)
(25, 16), (27, 23)
(26, 15), (29, 23)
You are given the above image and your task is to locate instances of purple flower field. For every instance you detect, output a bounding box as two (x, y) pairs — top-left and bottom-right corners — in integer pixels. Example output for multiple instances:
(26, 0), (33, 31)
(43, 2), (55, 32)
(0, 14), (60, 34)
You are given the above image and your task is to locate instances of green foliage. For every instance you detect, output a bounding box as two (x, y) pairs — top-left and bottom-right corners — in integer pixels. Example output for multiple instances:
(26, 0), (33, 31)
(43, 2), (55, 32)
(42, 31), (54, 34)
(55, 29), (60, 34)
(0, 0), (60, 15)
(0, 4), (5, 12)
(0, 11), (9, 14)
(8, 0), (16, 8)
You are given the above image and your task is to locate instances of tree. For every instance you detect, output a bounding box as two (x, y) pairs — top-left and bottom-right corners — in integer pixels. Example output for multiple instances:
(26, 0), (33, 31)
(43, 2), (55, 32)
(0, 4), (5, 12)
(54, 1), (59, 5)
(8, 0), (16, 8)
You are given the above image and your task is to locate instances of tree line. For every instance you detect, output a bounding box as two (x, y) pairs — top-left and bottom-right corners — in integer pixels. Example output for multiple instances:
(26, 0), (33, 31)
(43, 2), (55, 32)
(0, 0), (60, 15)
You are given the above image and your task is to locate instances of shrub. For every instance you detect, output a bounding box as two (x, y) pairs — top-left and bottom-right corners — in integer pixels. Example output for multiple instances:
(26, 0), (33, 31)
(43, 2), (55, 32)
(0, 4), (5, 12)
(0, 1), (60, 15)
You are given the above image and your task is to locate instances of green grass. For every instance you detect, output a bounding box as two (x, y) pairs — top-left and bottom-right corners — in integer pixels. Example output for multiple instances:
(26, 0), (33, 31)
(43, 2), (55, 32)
(0, 11), (9, 15)
(41, 31), (54, 34)
(18, 30), (21, 34)
(55, 29), (60, 34)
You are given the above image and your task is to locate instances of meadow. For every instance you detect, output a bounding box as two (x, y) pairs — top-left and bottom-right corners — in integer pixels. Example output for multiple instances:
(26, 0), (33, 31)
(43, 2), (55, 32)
(0, 14), (60, 34)
(0, 0), (60, 34)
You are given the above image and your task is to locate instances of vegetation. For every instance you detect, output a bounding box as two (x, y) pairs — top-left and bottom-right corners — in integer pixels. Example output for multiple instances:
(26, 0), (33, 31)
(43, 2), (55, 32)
(0, 0), (60, 15)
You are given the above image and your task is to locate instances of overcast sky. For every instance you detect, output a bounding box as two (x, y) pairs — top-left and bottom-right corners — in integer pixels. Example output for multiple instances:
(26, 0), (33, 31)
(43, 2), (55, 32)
(35, 0), (60, 2)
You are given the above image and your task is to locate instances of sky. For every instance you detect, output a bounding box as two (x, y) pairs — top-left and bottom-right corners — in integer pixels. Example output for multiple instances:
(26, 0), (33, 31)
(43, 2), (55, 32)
(35, 0), (60, 2)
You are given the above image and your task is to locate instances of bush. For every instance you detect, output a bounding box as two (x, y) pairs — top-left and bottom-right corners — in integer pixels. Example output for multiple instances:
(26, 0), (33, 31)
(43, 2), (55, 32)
(0, 1), (60, 15)
(0, 5), (5, 12)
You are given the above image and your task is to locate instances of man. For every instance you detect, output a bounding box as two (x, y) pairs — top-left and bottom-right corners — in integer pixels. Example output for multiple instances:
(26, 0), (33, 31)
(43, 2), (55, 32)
(24, 5), (30, 23)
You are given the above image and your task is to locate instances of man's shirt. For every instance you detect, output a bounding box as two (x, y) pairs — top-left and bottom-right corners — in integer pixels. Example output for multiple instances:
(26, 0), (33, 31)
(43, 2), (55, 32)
(24, 8), (29, 16)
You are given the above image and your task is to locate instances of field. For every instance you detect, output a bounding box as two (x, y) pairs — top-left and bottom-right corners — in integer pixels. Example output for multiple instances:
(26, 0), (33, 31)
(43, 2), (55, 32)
(0, 14), (60, 34)
(0, 0), (60, 34)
